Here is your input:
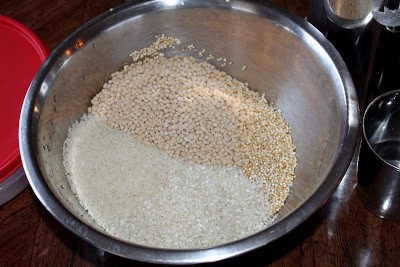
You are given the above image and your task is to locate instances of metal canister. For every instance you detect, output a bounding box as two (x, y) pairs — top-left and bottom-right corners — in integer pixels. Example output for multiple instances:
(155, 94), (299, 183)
(308, 0), (400, 112)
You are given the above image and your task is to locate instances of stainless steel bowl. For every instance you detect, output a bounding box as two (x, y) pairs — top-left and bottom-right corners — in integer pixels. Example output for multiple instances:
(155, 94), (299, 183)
(19, 0), (359, 264)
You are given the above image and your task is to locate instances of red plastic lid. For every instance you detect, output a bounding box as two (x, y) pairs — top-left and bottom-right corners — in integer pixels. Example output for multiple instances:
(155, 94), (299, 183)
(0, 15), (47, 182)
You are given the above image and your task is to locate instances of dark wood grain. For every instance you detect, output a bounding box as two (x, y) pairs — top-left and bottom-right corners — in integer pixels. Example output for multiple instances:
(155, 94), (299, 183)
(1, 0), (400, 266)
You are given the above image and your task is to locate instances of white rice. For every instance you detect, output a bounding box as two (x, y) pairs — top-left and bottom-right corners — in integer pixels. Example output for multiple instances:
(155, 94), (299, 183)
(63, 114), (275, 249)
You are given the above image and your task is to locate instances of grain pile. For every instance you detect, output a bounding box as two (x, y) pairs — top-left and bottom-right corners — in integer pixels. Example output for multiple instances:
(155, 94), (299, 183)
(64, 115), (275, 248)
(63, 35), (297, 249)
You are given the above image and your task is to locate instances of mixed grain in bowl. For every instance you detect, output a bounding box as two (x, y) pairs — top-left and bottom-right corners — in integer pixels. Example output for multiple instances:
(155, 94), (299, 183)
(20, 0), (359, 263)
(63, 35), (297, 249)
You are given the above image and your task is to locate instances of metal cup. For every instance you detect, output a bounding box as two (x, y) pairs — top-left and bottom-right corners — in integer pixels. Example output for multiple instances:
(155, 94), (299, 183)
(357, 89), (400, 220)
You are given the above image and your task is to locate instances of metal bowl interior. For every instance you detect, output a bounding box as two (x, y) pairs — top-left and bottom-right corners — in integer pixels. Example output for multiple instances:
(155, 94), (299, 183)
(19, 0), (359, 264)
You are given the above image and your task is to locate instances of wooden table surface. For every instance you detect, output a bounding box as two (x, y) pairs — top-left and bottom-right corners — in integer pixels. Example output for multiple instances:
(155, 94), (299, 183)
(1, 0), (400, 266)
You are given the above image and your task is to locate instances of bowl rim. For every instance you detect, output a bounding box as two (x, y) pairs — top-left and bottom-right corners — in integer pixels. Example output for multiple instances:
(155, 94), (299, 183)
(19, 0), (360, 264)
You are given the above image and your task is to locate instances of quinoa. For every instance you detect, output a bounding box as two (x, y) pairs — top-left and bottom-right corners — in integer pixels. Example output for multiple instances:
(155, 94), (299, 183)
(63, 35), (297, 249)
